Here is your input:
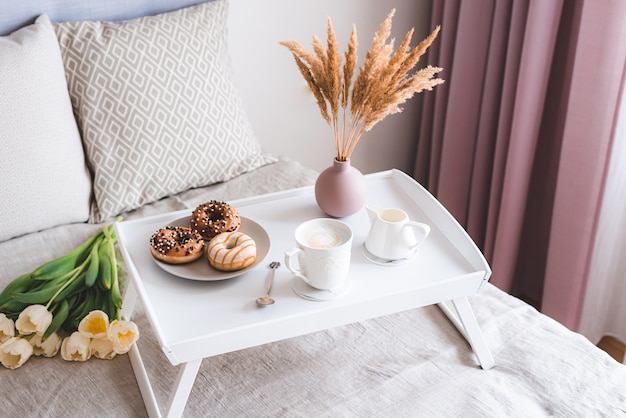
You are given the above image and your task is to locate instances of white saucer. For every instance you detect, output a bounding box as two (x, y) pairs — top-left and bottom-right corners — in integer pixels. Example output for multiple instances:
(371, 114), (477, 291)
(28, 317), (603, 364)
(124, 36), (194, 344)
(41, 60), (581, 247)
(361, 244), (417, 266)
(290, 275), (351, 301)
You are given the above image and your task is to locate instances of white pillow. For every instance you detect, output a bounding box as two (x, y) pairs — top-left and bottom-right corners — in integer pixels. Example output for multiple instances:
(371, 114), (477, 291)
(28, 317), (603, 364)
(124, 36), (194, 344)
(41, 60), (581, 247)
(0, 15), (91, 242)
(54, 0), (275, 222)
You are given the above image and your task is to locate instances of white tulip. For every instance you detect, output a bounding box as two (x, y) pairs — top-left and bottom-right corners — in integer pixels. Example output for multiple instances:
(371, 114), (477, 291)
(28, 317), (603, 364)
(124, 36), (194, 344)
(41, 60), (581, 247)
(30, 332), (62, 357)
(90, 336), (116, 360)
(0, 337), (33, 369)
(0, 313), (15, 343)
(15, 304), (52, 335)
(61, 332), (91, 361)
(108, 319), (139, 354)
(78, 310), (109, 339)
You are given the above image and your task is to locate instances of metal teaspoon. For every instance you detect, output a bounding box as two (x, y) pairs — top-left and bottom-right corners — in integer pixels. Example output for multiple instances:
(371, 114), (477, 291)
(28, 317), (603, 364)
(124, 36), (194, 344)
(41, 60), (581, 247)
(256, 261), (280, 307)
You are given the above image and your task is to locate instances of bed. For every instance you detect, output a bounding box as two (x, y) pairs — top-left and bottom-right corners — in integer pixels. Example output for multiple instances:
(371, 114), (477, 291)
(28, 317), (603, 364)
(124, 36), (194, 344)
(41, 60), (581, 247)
(1, 1), (625, 416)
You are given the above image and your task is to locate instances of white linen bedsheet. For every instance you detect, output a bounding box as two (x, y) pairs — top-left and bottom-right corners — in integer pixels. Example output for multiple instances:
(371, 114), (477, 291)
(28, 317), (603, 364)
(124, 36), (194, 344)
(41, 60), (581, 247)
(1, 158), (624, 417)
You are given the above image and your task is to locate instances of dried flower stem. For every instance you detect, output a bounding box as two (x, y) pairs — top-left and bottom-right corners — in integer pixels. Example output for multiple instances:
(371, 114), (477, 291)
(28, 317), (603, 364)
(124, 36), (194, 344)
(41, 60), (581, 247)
(280, 9), (444, 161)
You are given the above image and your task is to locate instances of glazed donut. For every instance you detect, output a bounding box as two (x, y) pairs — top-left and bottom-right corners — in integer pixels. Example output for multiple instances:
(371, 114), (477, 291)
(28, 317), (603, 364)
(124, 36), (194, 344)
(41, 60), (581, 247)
(190, 200), (241, 240)
(150, 227), (205, 265)
(207, 231), (257, 272)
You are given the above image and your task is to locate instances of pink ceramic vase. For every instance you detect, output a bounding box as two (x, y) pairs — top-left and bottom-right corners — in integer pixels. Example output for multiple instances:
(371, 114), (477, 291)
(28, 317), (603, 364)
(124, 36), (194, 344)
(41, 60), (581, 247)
(314, 158), (367, 218)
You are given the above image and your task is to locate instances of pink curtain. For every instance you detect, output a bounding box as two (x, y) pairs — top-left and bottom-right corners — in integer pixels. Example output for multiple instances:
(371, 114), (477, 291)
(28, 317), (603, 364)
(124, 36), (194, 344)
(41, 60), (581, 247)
(414, 0), (626, 330)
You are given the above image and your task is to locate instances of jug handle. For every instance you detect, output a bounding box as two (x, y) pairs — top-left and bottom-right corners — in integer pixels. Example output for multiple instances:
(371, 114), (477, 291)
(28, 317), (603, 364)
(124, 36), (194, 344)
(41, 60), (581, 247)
(404, 222), (431, 252)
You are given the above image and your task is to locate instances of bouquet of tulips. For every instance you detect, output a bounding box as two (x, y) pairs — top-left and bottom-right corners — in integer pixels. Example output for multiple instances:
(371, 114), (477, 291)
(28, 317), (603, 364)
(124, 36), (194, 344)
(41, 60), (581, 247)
(0, 224), (139, 369)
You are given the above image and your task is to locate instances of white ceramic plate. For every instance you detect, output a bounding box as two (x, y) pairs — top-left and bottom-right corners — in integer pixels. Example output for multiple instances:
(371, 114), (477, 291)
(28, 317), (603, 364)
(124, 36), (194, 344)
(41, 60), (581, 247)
(152, 216), (270, 281)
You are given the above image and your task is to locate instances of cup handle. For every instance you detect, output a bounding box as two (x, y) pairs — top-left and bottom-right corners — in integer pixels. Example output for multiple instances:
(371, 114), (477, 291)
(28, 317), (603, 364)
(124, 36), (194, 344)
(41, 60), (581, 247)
(405, 222), (431, 252)
(284, 247), (310, 284)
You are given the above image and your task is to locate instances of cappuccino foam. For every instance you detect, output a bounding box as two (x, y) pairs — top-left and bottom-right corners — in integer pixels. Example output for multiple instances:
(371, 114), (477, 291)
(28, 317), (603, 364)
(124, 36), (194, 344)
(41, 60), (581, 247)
(302, 227), (342, 249)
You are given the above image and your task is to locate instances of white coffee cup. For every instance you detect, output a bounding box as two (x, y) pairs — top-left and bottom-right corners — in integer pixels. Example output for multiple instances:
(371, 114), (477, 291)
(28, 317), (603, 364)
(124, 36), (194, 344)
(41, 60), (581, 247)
(284, 218), (353, 290)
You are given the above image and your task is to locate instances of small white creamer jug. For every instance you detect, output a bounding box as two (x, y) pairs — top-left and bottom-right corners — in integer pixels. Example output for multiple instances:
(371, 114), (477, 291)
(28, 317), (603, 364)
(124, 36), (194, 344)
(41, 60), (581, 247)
(364, 206), (430, 261)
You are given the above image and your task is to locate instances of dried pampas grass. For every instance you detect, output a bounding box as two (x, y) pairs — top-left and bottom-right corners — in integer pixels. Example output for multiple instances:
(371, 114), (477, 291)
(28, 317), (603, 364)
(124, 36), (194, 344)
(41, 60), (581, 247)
(280, 9), (444, 161)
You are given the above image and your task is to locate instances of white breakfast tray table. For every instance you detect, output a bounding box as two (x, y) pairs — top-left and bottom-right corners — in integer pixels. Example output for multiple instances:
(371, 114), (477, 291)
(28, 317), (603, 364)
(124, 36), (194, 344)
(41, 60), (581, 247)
(115, 169), (494, 418)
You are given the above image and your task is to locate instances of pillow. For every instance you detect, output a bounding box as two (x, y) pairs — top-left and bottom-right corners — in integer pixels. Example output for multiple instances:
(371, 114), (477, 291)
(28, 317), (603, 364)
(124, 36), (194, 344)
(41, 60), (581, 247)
(54, 0), (275, 222)
(0, 15), (92, 242)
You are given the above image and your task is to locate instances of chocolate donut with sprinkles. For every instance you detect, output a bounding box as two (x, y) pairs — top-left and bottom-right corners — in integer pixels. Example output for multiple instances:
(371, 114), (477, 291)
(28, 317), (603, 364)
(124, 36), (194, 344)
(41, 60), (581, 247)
(150, 226), (205, 264)
(190, 200), (241, 240)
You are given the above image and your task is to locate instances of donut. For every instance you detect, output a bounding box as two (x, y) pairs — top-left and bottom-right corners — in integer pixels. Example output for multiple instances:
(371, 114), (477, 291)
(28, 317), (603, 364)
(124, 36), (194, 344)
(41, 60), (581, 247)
(150, 226), (205, 265)
(190, 200), (241, 240)
(207, 231), (257, 272)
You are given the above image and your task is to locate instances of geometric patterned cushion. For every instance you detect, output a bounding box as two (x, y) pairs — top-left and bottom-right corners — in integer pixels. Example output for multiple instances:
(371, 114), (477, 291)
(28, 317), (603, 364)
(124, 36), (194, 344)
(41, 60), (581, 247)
(54, 0), (275, 222)
(0, 15), (92, 242)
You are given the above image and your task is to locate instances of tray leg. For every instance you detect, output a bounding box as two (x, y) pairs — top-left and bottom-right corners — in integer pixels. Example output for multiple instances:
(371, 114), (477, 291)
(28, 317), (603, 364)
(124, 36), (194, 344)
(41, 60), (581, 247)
(128, 343), (162, 418)
(438, 297), (495, 369)
(128, 340), (201, 418)
(121, 279), (138, 320)
(121, 277), (201, 416)
(164, 359), (202, 418)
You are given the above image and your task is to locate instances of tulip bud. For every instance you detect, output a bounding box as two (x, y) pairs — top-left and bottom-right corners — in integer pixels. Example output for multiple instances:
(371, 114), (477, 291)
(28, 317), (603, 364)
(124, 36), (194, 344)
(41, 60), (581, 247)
(78, 310), (109, 339)
(61, 332), (91, 361)
(108, 319), (139, 354)
(0, 337), (33, 369)
(15, 305), (52, 335)
(0, 313), (15, 343)
(90, 337), (116, 360)
(30, 332), (62, 357)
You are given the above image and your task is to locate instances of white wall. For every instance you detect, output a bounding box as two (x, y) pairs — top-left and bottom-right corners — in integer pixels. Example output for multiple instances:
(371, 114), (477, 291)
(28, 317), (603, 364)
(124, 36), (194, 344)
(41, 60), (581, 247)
(227, 0), (432, 174)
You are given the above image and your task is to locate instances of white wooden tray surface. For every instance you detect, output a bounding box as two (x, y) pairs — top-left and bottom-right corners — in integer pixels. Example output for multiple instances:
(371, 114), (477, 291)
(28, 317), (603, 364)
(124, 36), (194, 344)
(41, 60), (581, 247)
(115, 169), (490, 365)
